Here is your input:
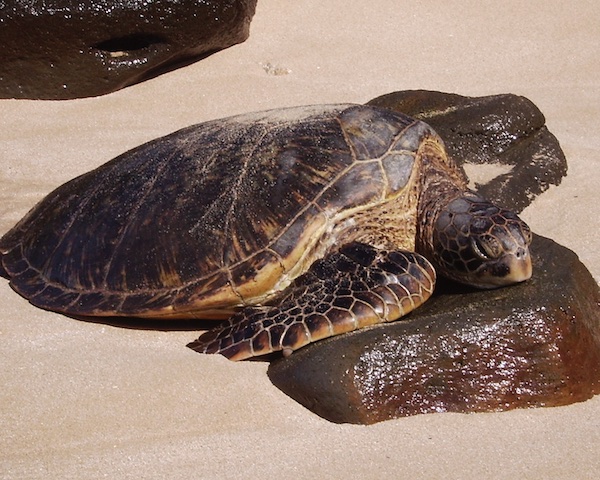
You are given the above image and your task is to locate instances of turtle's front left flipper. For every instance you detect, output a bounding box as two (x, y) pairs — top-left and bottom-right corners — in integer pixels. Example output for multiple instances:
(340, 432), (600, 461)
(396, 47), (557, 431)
(187, 243), (436, 361)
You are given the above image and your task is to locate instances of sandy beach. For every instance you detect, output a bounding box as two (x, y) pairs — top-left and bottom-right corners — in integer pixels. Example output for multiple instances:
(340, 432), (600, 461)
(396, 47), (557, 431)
(1, 1), (599, 478)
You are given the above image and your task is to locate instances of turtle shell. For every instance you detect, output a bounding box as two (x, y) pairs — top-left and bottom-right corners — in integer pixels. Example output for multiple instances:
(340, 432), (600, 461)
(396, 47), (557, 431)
(0, 104), (440, 319)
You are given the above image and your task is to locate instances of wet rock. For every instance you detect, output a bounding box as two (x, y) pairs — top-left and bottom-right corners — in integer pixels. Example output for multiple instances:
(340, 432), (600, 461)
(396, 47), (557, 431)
(0, 0), (257, 99)
(268, 235), (600, 424)
(367, 90), (568, 213)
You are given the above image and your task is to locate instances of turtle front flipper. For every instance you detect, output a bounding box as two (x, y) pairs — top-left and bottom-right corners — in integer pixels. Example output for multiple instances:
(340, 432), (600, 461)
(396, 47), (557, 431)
(187, 243), (436, 361)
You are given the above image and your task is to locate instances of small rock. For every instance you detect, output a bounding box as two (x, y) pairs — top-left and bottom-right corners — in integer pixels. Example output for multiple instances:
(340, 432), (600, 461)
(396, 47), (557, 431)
(367, 90), (568, 213)
(0, 0), (257, 99)
(268, 235), (600, 424)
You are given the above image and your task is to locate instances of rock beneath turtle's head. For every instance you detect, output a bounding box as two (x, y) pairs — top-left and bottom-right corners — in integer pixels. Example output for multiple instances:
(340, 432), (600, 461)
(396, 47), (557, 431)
(431, 192), (532, 289)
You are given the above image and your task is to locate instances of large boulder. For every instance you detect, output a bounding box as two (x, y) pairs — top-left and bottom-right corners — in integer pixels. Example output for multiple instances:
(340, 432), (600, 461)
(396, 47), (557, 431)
(268, 234), (600, 424)
(0, 0), (257, 99)
(368, 90), (567, 213)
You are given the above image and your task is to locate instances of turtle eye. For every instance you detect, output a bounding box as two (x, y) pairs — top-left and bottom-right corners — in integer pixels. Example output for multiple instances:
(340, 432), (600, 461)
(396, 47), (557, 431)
(521, 223), (533, 245)
(471, 235), (502, 260)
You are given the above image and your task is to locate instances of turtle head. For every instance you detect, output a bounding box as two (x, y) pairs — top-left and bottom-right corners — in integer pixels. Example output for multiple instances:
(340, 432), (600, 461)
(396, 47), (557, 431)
(429, 193), (532, 289)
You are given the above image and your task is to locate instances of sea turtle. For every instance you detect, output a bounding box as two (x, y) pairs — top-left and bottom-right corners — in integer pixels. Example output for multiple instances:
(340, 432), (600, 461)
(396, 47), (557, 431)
(0, 104), (532, 361)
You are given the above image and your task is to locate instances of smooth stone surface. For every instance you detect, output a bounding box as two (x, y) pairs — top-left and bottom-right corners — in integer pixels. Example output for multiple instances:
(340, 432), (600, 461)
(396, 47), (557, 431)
(368, 90), (568, 213)
(268, 234), (600, 424)
(0, 0), (257, 99)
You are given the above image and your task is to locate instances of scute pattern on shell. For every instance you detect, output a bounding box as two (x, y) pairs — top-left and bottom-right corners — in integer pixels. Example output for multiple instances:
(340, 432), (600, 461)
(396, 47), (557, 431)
(0, 105), (428, 318)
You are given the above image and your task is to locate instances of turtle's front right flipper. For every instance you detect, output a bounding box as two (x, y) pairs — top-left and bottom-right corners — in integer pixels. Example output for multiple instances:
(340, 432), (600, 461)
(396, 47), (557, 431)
(187, 242), (436, 361)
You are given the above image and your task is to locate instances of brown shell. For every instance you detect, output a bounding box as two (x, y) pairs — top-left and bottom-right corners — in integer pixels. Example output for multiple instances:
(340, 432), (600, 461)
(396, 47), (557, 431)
(0, 104), (441, 319)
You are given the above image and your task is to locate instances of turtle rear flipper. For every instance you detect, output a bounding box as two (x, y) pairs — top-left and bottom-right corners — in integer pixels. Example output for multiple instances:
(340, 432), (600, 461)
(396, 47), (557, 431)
(187, 243), (436, 361)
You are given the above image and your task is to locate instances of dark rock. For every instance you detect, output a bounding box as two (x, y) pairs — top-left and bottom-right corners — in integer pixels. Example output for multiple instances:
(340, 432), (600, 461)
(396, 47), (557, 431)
(367, 90), (568, 213)
(0, 0), (257, 99)
(268, 235), (600, 424)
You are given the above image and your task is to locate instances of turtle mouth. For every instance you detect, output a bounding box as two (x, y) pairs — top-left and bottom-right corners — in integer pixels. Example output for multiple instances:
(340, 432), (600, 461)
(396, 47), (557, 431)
(467, 250), (533, 289)
(499, 251), (533, 284)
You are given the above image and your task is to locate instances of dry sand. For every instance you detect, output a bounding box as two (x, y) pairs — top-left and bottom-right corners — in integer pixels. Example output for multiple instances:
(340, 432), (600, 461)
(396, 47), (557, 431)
(1, 1), (599, 478)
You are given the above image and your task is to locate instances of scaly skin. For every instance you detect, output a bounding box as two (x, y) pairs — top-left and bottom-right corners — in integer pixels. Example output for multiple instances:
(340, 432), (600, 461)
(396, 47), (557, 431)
(415, 136), (532, 288)
(187, 243), (435, 360)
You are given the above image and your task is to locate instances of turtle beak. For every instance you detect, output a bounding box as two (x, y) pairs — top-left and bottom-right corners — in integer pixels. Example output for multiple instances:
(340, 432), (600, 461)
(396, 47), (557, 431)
(472, 247), (532, 289)
(508, 250), (533, 283)
(497, 248), (532, 285)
